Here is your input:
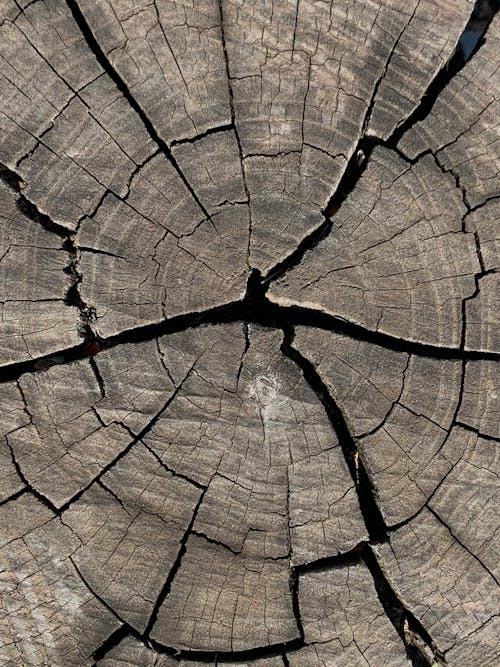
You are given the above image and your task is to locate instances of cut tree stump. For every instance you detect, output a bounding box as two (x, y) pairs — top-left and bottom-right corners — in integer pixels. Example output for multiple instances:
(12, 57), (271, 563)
(0, 1), (498, 666)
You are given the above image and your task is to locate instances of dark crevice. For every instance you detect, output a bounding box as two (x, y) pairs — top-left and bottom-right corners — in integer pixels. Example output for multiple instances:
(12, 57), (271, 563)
(389, 0), (499, 145)
(0, 162), (22, 191)
(64, 0), (212, 222)
(431, 151), (471, 217)
(75, 246), (126, 261)
(467, 193), (500, 214)
(261, 0), (498, 288)
(455, 421), (499, 442)
(289, 567), (305, 645)
(0, 339), (100, 381)
(97, 480), (131, 517)
(1, 3), (496, 665)
(143, 490), (206, 637)
(170, 122), (235, 147)
(282, 329), (387, 543)
(89, 357), (106, 400)
(0, 280), (498, 386)
(262, 140), (372, 285)
(148, 637), (304, 663)
(263, 216), (331, 286)
(0, 161), (69, 238)
(0, 488), (27, 507)
(236, 321), (250, 385)
(189, 529), (243, 557)
(63, 235), (97, 341)
(362, 546), (442, 667)
(293, 542), (365, 575)
(91, 625), (131, 663)
(0, 160), (97, 343)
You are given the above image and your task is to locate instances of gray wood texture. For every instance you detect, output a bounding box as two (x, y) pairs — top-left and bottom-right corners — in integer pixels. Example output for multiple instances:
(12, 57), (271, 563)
(0, 0), (498, 665)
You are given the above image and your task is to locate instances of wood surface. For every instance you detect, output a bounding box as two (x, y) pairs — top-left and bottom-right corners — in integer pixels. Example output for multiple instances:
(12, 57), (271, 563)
(0, 0), (498, 666)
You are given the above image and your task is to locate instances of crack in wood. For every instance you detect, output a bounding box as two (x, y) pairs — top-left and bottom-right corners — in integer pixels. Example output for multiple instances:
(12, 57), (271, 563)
(0, 0), (498, 665)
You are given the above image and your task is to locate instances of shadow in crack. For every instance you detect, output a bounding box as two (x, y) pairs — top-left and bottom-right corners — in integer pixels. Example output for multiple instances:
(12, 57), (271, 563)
(458, 0), (499, 61)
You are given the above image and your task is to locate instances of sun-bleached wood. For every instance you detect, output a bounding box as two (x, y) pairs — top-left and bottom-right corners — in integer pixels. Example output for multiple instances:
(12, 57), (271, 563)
(0, 0), (498, 664)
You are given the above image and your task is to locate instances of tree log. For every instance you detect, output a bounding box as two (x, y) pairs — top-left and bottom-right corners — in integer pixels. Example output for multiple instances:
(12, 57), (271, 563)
(0, 0), (498, 666)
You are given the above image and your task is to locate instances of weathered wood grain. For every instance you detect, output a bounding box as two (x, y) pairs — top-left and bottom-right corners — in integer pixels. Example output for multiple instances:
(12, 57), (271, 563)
(459, 359), (499, 438)
(399, 13), (500, 209)
(0, 2), (249, 340)
(287, 563), (412, 666)
(0, 382), (29, 502)
(74, 0), (473, 274)
(222, 0), (473, 272)
(144, 324), (365, 650)
(1, 324), (367, 655)
(373, 508), (500, 664)
(77, 0), (232, 145)
(9, 360), (131, 508)
(292, 327), (468, 525)
(63, 445), (202, 633)
(429, 427), (499, 580)
(0, 496), (120, 667)
(0, 180), (79, 365)
(96, 635), (285, 666)
(398, 14), (500, 353)
(76, 186), (249, 337)
(268, 147), (481, 348)
(0, 0), (498, 665)
(0, 0), (102, 172)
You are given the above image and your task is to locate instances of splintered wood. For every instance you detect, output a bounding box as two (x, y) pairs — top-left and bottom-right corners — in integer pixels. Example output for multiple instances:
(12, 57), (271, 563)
(0, 1), (498, 666)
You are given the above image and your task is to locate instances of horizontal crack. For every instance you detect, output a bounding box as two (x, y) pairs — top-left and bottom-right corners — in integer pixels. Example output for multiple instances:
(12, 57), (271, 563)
(170, 122), (235, 147)
(148, 636), (303, 663)
(0, 277), (498, 385)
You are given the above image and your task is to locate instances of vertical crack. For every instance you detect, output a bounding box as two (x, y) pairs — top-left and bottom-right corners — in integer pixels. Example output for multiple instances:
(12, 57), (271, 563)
(144, 489), (207, 639)
(217, 0), (253, 269)
(261, 0), (498, 290)
(0, 159), (97, 344)
(64, 0), (213, 222)
(362, 546), (443, 666)
(281, 328), (387, 542)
